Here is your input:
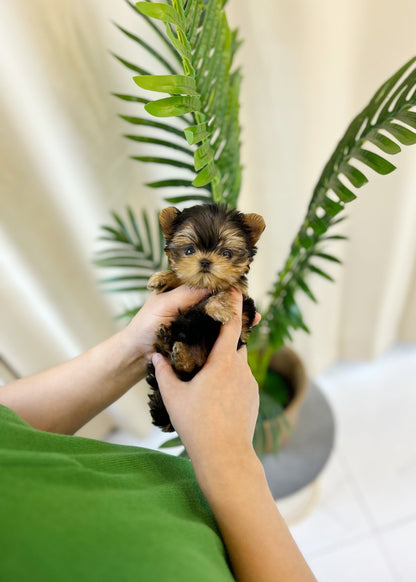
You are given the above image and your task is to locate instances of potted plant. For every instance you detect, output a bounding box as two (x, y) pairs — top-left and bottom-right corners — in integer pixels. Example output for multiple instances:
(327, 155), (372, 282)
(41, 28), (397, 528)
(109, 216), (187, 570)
(96, 0), (416, 455)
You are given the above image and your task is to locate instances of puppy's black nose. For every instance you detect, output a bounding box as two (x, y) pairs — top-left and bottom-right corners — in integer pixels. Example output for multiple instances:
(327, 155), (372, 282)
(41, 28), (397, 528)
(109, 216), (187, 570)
(200, 258), (211, 270)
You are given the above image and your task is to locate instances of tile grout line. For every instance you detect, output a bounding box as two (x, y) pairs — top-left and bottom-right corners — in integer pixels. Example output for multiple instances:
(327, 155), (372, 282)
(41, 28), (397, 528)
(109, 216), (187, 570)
(378, 512), (416, 535)
(305, 530), (381, 561)
(338, 447), (402, 582)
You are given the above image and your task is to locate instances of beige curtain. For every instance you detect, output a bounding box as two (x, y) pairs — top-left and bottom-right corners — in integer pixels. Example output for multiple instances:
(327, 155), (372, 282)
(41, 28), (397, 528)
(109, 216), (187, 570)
(1, 0), (415, 435)
(227, 0), (416, 374)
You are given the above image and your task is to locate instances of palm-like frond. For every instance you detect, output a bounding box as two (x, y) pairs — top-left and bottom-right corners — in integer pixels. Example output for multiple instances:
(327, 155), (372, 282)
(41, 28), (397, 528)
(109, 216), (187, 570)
(95, 208), (167, 315)
(99, 2), (416, 456)
(249, 56), (416, 383)
(113, 0), (242, 206)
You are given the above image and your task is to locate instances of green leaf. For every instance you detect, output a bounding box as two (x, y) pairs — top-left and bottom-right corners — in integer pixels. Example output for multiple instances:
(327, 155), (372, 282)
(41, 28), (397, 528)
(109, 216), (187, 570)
(258, 391), (284, 421)
(123, 134), (194, 157)
(146, 178), (196, 189)
(184, 123), (211, 145)
(159, 436), (183, 448)
(384, 122), (416, 145)
(164, 20), (194, 69)
(134, 74), (199, 95)
(98, 275), (150, 284)
(130, 156), (195, 171)
(341, 164), (369, 188)
(119, 115), (185, 138)
(145, 95), (201, 117)
(101, 285), (149, 294)
(314, 252), (342, 264)
(308, 214), (328, 236)
(308, 264), (335, 282)
(283, 291), (310, 332)
(127, 206), (143, 250)
(142, 209), (153, 257)
(124, 0), (181, 66)
(113, 22), (177, 75)
(354, 148), (396, 174)
(323, 234), (348, 241)
(95, 259), (152, 269)
(297, 231), (315, 250)
(122, 0), (242, 203)
(194, 141), (215, 171)
(321, 195), (344, 217)
(331, 178), (357, 202)
(253, 421), (266, 458)
(136, 2), (185, 30)
(368, 132), (401, 155)
(192, 160), (218, 187)
(163, 193), (211, 203)
(111, 53), (150, 75)
(297, 277), (317, 303)
(112, 92), (148, 104)
(95, 209), (167, 311)
(396, 110), (416, 129)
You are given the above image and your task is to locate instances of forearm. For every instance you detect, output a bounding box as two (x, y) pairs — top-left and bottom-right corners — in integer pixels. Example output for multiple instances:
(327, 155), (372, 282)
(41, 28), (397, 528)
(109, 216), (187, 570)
(0, 329), (147, 434)
(193, 450), (317, 582)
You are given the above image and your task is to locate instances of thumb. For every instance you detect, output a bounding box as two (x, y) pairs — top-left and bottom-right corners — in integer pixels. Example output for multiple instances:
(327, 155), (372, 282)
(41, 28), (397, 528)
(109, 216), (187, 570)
(151, 353), (180, 398)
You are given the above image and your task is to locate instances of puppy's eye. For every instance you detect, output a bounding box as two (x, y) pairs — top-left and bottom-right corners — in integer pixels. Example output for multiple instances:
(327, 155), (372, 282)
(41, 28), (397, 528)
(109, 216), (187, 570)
(184, 245), (195, 256)
(221, 249), (233, 259)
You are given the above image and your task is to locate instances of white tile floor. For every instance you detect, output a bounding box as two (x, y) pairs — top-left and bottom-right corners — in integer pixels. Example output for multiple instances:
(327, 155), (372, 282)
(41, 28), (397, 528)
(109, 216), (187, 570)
(289, 343), (416, 582)
(105, 343), (416, 581)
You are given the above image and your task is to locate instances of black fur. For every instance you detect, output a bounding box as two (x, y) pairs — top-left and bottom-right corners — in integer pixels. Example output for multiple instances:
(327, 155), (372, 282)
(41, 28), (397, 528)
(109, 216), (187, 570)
(166, 204), (258, 258)
(147, 296), (256, 432)
(146, 203), (264, 433)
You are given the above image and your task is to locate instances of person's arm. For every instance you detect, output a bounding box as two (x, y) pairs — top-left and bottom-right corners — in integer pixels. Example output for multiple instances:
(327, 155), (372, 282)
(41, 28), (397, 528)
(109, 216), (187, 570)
(0, 286), (207, 434)
(152, 289), (317, 582)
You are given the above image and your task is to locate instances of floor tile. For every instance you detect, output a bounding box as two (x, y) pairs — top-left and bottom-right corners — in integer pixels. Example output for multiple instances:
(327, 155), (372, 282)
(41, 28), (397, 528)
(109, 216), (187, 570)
(317, 345), (416, 529)
(380, 518), (416, 581)
(307, 536), (396, 582)
(287, 450), (372, 558)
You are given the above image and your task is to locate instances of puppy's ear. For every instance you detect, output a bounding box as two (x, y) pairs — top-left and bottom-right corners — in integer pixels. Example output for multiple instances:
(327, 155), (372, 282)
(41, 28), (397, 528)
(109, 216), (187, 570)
(159, 207), (180, 238)
(243, 213), (265, 246)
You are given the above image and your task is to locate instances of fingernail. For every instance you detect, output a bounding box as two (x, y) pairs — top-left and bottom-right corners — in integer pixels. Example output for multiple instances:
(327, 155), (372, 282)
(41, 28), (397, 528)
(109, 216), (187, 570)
(152, 353), (163, 366)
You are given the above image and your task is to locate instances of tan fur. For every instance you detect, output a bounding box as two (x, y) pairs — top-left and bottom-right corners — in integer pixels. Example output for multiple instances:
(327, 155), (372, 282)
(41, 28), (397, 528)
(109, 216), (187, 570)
(159, 207), (180, 238)
(171, 341), (207, 372)
(205, 291), (235, 323)
(147, 204), (265, 432)
(148, 270), (181, 292)
(243, 213), (266, 245)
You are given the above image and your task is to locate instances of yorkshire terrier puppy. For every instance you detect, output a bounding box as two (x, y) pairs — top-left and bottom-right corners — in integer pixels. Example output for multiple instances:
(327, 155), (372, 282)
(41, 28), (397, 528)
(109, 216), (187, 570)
(146, 203), (265, 432)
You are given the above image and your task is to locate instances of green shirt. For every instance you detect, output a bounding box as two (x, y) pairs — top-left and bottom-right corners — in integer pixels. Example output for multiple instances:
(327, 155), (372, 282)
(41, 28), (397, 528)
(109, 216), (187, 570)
(0, 404), (234, 581)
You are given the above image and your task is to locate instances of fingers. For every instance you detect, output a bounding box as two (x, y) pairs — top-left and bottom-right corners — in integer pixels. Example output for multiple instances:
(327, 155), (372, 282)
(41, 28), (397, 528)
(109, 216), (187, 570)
(162, 285), (209, 312)
(152, 353), (180, 400)
(253, 312), (261, 326)
(209, 289), (243, 358)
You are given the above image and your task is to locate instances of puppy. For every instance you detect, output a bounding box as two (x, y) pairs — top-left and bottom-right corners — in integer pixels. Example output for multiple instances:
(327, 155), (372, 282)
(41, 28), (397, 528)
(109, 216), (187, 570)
(146, 203), (265, 432)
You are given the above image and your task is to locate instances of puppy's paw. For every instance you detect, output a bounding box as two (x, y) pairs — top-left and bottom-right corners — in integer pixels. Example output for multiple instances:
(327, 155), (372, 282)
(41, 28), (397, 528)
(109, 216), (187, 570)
(147, 271), (179, 293)
(171, 342), (206, 373)
(171, 342), (194, 373)
(205, 293), (234, 323)
(147, 272), (169, 292)
(155, 324), (172, 354)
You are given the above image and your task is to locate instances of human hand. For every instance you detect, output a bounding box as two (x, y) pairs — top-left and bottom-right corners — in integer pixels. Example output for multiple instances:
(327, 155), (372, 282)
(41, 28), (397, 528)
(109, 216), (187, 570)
(121, 286), (209, 362)
(151, 289), (259, 473)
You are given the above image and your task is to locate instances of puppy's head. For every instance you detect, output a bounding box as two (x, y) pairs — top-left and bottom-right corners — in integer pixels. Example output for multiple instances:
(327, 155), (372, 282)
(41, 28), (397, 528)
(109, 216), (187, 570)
(159, 204), (265, 292)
